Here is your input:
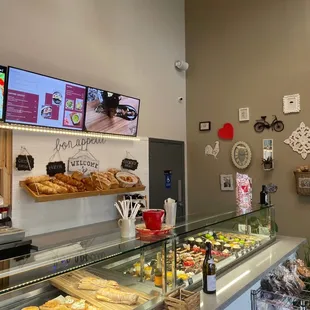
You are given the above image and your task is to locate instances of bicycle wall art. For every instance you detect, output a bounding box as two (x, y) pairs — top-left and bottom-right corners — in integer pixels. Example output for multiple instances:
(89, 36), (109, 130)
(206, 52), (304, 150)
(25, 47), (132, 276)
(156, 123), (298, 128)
(254, 115), (284, 133)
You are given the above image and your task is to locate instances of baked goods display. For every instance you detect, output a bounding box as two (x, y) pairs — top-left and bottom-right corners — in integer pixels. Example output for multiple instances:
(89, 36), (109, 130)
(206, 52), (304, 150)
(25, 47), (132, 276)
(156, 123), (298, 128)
(21, 169), (145, 201)
(124, 230), (263, 286)
(96, 288), (139, 305)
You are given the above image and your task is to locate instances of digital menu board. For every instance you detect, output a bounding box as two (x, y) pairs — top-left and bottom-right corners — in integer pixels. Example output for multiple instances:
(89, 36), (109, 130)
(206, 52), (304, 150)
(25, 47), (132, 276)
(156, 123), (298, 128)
(5, 67), (86, 131)
(0, 65), (7, 120)
(85, 87), (140, 136)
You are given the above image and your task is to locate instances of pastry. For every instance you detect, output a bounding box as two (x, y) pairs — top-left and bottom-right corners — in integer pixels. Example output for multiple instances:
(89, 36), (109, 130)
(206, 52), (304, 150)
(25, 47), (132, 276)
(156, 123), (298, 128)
(72, 171), (83, 181)
(78, 277), (119, 290)
(25, 175), (50, 185)
(52, 179), (78, 193)
(96, 288), (139, 305)
(22, 307), (39, 310)
(41, 181), (68, 194)
(40, 300), (61, 310)
(105, 172), (119, 189)
(55, 174), (85, 190)
(91, 173), (111, 190)
(55, 307), (70, 310)
(28, 183), (57, 195)
(108, 168), (120, 175)
(81, 177), (95, 191)
(64, 295), (77, 306)
(71, 299), (86, 310)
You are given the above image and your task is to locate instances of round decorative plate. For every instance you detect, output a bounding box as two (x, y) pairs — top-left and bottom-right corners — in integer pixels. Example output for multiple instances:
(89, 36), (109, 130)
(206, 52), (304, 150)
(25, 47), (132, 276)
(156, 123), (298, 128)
(231, 141), (252, 169)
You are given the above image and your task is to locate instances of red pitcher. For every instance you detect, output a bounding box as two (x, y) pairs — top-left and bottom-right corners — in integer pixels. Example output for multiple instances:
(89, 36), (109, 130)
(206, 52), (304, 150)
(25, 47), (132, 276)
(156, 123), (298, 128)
(142, 209), (165, 230)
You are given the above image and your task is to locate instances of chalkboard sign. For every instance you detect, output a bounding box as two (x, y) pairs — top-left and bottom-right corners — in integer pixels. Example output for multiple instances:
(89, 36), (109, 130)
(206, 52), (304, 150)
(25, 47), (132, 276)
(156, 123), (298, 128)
(121, 158), (138, 170)
(46, 161), (66, 176)
(15, 155), (34, 171)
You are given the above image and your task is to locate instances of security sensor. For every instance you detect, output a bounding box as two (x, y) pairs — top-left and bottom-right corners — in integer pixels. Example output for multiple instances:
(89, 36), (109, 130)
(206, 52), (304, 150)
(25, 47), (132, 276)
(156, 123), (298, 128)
(178, 97), (184, 103)
(175, 60), (189, 72)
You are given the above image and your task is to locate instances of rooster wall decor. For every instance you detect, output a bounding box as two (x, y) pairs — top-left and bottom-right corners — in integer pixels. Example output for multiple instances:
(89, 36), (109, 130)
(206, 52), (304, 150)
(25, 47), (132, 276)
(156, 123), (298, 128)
(205, 141), (220, 159)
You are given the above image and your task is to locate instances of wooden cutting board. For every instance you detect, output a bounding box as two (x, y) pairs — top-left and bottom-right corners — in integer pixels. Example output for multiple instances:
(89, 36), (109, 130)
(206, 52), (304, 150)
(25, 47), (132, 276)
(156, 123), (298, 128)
(50, 270), (153, 310)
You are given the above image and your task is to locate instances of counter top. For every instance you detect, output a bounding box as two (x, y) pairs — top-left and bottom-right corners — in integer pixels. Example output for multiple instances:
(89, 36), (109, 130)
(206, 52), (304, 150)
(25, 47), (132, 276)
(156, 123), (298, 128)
(200, 235), (306, 310)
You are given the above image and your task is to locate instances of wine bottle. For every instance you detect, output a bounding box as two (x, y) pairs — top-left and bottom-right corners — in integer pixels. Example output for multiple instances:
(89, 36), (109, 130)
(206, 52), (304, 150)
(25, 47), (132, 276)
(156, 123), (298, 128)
(203, 241), (216, 294)
(154, 252), (163, 288)
(260, 185), (268, 205)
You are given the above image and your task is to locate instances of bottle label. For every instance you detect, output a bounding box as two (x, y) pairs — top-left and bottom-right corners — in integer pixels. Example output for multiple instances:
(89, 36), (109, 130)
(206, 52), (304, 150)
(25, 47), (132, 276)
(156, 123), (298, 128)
(207, 275), (216, 291)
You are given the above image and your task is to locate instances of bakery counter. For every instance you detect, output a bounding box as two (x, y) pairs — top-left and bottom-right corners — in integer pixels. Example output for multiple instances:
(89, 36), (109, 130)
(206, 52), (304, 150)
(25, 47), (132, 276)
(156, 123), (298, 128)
(199, 235), (306, 310)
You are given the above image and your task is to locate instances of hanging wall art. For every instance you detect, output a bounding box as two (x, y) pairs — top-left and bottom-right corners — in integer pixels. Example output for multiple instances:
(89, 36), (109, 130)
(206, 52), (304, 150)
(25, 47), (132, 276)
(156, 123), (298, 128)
(218, 123), (234, 140)
(239, 108), (250, 122)
(283, 93), (300, 114)
(205, 141), (220, 159)
(231, 141), (252, 169)
(284, 122), (310, 159)
(254, 116), (284, 133)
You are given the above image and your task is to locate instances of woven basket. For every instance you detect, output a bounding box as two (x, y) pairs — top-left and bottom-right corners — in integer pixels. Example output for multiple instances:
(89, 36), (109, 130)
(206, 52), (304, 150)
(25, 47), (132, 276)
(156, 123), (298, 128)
(294, 171), (310, 196)
(164, 287), (200, 310)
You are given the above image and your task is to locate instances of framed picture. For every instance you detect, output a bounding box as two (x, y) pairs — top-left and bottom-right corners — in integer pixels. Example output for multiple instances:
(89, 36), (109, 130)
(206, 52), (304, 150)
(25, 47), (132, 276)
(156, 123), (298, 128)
(220, 174), (234, 191)
(239, 108), (250, 122)
(199, 121), (211, 131)
(283, 94), (300, 114)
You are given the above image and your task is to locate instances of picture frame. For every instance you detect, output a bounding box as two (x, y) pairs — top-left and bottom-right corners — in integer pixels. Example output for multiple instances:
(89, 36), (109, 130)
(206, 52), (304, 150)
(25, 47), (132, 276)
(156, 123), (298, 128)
(239, 108), (250, 122)
(220, 174), (234, 191)
(199, 121), (211, 131)
(283, 94), (300, 114)
(262, 139), (274, 170)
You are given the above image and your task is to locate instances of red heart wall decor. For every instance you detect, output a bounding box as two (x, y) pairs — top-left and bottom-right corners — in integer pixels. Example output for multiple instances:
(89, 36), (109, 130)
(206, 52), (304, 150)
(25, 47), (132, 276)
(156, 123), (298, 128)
(218, 123), (234, 140)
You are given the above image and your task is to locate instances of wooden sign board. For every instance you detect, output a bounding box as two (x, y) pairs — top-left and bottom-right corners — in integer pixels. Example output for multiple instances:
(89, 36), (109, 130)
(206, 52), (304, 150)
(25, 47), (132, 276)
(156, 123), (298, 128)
(16, 155), (34, 171)
(68, 155), (99, 175)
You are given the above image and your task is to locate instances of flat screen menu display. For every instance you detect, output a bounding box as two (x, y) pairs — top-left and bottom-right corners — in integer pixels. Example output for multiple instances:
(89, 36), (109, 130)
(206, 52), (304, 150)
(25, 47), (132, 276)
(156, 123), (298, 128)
(85, 87), (140, 136)
(5, 67), (86, 130)
(0, 65), (7, 120)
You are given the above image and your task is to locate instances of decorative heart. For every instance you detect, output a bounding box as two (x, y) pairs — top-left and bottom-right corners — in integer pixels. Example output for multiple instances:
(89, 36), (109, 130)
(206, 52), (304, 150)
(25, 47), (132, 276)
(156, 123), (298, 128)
(218, 123), (234, 140)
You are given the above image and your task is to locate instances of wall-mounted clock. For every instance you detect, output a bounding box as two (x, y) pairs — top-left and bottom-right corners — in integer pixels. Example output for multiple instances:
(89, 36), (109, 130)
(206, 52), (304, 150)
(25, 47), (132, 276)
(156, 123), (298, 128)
(231, 141), (252, 169)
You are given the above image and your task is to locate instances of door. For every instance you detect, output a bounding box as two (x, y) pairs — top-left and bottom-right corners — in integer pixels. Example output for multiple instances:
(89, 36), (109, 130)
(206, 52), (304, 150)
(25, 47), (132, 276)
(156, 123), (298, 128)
(149, 138), (185, 218)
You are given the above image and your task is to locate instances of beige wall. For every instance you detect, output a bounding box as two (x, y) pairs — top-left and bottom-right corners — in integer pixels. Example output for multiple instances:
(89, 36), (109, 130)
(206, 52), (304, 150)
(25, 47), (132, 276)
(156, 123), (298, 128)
(186, 0), (310, 238)
(0, 0), (186, 141)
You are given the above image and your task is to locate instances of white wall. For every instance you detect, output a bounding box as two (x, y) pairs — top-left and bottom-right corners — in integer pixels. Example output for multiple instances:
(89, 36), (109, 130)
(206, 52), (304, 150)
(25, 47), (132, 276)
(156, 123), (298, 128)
(13, 131), (148, 236)
(0, 0), (186, 141)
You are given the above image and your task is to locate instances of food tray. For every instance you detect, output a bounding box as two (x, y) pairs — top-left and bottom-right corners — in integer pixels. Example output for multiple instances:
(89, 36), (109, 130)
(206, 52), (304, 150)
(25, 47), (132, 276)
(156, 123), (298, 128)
(20, 181), (145, 203)
(50, 270), (154, 310)
(0, 227), (25, 245)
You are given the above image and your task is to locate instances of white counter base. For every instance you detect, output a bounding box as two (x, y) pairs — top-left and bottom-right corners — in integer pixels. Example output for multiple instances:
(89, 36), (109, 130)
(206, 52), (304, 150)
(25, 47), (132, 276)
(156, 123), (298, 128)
(200, 235), (306, 310)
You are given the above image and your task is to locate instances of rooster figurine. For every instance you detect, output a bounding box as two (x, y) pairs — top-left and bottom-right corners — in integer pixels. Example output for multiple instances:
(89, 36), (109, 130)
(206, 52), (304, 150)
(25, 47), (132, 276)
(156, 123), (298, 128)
(205, 141), (220, 159)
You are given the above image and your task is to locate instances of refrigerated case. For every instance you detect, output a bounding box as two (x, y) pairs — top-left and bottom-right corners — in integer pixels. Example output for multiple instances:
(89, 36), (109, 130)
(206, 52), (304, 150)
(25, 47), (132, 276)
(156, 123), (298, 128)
(0, 205), (276, 309)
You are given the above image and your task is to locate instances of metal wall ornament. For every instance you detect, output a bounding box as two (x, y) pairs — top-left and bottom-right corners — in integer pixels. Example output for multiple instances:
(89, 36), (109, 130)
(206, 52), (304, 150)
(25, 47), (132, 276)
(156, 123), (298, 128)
(205, 141), (220, 159)
(283, 93), (300, 114)
(284, 122), (310, 159)
(254, 115), (284, 133)
(231, 141), (252, 169)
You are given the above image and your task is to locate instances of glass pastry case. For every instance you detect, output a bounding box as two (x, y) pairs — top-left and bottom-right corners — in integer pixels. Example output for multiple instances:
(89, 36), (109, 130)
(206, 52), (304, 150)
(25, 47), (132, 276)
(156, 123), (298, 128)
(0, 205), (276, 310)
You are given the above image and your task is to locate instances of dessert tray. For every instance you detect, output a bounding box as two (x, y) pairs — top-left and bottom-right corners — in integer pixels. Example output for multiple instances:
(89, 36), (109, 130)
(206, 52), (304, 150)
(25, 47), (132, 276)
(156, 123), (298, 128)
(135, 224), (173, 236)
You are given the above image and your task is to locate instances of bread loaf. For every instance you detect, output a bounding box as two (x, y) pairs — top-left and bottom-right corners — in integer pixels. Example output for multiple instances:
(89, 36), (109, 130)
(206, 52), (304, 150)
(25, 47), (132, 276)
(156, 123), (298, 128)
(96, 288), (139, 305)
(25, 175), (50, 185)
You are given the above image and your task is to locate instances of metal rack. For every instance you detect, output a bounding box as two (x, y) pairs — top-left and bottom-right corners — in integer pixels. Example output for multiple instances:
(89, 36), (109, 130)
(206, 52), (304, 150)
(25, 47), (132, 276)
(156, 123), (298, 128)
(251, 283), (310, 309)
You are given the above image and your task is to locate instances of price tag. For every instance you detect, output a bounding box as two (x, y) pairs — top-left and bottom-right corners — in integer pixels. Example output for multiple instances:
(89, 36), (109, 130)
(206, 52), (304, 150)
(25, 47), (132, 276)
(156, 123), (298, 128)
(46, 161), (66, 176)
(121, 158), (139, 170)
(15, 155), (34, 171)
(188, 277), (194, 285)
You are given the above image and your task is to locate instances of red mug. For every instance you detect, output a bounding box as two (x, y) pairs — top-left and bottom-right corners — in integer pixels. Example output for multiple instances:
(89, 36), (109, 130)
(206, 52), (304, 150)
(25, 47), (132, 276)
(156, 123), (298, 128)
(142, 209), (165, 230)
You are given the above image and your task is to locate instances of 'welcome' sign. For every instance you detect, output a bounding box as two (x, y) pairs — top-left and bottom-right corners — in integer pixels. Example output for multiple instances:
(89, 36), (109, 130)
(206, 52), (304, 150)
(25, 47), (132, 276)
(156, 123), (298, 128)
(68, 155), (99, 175)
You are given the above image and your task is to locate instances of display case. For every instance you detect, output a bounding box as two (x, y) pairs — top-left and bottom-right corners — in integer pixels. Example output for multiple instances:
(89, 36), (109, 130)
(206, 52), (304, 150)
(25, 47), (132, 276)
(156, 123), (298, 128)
(0, 205), (275, 310)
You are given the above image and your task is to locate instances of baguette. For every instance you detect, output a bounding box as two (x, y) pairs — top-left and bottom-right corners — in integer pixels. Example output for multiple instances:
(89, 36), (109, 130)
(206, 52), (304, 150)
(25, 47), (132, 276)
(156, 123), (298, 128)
(28, 183), (57, 195)
(78, 277), (119, 290)
(96, 288), (139, 305)
(25, 175), (50, 185)
(41, 181), (68, 194)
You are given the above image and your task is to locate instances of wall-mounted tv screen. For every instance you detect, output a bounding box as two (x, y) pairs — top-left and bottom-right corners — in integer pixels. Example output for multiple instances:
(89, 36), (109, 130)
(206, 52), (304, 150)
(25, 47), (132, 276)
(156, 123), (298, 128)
(85, 87), (140, 136)
(0, 65), (7, 120)
(5, 67), (86, 131)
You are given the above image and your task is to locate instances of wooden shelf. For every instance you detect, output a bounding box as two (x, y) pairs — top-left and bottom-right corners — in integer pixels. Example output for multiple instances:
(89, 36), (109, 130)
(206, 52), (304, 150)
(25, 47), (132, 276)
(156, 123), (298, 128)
(19, 181), (146, 203)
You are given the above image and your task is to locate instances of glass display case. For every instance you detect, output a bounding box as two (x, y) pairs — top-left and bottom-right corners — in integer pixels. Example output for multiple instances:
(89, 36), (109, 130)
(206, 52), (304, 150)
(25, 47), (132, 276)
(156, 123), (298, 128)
(0, 205), (275, 310)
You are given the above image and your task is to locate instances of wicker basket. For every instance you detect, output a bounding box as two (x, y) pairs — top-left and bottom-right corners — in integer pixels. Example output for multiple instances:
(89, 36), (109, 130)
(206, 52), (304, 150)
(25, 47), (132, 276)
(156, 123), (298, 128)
(164, 287), (200, 310)
(294, 171), (310, 196)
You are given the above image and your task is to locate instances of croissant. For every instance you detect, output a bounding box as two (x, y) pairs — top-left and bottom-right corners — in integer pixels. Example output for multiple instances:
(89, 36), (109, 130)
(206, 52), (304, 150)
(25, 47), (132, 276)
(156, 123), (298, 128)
(81, 177), (96, 191)
(52, 179), (78, 193)
(41, 181), (68, 194)
(96, 288), (138, 305)
(72, 171), (83, 181)
(28, 183), (57, 195)
(25, 175), (50, 185)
